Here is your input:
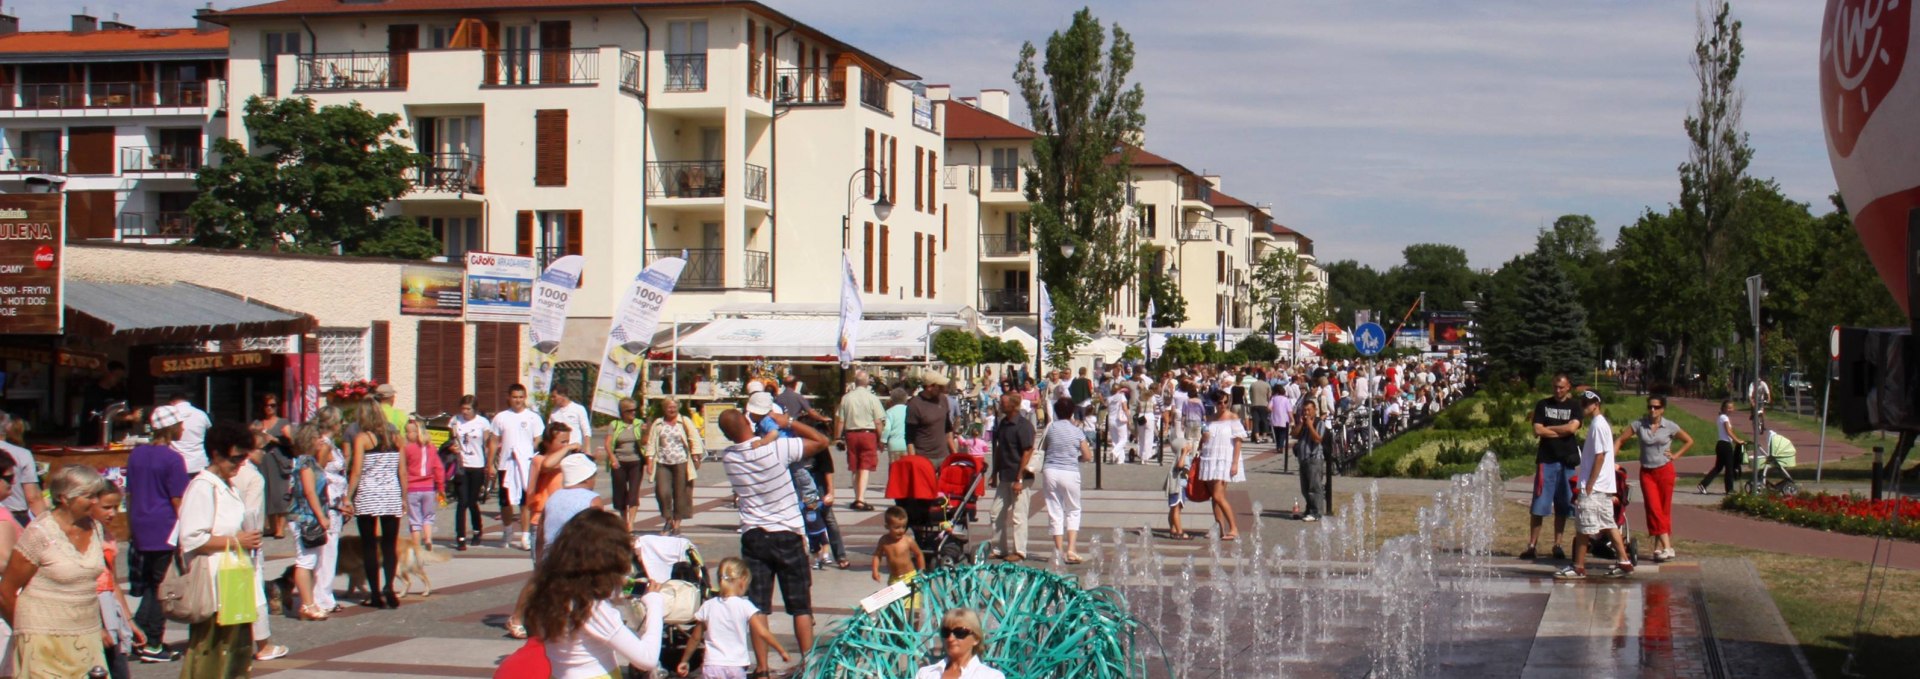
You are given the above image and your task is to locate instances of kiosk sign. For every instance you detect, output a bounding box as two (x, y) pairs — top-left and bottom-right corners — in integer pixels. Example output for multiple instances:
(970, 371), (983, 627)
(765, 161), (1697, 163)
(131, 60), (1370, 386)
(0, 195), (61, 334)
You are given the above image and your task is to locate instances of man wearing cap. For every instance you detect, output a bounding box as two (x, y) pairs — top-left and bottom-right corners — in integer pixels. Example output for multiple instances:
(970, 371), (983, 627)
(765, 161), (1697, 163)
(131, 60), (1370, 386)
(906, 371), (956, 462)
(168, 392), (212, 474)
(834, 370), (887, 512)
(718, 408), (831, 673)
(376, 383), (407, 435)
(126, 406), (190, 662)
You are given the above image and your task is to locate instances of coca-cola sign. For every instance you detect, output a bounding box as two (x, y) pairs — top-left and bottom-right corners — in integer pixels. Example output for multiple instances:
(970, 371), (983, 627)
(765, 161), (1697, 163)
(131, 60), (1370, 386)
(1823, 0), (1920, 308)
(0, 195), (62, 335)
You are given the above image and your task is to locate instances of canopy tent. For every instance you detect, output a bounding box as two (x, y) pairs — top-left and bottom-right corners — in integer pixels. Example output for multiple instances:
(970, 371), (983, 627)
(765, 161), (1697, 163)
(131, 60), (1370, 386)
(999, 326), (1038, 355)
(665, 317), (951, 359)
(1076, 335), (1128, 363)
(1309, 321), (1343, 335)
(1132, 333), (1169, 354)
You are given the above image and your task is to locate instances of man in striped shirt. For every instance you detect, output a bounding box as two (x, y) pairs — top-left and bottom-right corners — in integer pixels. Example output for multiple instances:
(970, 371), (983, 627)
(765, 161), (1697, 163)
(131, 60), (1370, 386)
(719, 408), (830, 675)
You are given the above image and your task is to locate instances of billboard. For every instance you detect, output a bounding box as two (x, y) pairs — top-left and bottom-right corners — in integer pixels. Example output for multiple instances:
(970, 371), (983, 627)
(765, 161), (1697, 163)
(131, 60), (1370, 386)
(1428, 311), (1472, 349)
(400, 264), (464, 316)
(0, 194), (62, 335)
(464, 251), (536, 323)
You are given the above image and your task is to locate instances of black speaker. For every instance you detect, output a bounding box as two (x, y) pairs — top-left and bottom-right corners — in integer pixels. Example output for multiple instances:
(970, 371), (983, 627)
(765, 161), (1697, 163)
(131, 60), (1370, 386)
(1834, 326), (1920, 434)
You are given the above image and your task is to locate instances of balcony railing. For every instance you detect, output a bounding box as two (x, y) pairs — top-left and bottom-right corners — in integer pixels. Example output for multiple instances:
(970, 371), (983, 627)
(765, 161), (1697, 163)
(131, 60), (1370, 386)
(744, 250), (771, 290)
(121, 147), (205, 173)
(1177, 224), (1215, 242)
(0, 81), (214, 110)
(1181, 177), (1212, 202)
(407, 152), (484, 194)
(859, 72), (888, 112)
(0, 152), (62, 173)
(744, 164), (767, 202)
(296, 52), (405, 91)
(664, 53), (706, 91)
(990, 167), (1018, 192)
(646, 161), (723, 198)
(119, 211), (195, 239)
(774, 67), (842, 105)
(653, 248), (722, 289)
(484, 48), (599, 87)
(619, 50), (644, 97)
(979, 232), (1031, 257)
(980, 288), (1030, 314)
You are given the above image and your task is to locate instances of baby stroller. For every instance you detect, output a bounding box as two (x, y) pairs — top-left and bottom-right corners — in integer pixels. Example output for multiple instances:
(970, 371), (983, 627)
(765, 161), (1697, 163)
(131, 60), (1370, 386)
(1744, 430), (1801, 496)
(624, 536), (708, 679)
(1587, 466), (1639, 565)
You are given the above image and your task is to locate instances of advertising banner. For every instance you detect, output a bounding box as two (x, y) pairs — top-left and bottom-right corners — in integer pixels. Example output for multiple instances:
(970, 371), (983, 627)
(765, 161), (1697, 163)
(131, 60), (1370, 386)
(1428, 311), (1472, 349)
(591, 257), (685, 417)
(464, 251), (537, 323)
(525, 255), (585, 410)
(0, 194), (62, 335)
(399, 264), (464, 316)
(838, 252), (862, 367)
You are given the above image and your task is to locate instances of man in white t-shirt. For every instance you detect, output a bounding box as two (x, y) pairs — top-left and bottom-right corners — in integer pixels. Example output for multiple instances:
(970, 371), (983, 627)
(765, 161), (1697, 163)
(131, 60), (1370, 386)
(1558, 390), (1631, 580)
(450, 395), (493, 551)
(718, 408), (829, 674)
(547, 385), (593, 455)
(488, 384), (546, 549)
(169, 392), (212, 473)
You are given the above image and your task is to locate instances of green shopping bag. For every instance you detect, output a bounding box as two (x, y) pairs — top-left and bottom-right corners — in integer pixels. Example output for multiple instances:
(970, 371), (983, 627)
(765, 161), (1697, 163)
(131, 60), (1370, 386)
(215, 545), (258, 626)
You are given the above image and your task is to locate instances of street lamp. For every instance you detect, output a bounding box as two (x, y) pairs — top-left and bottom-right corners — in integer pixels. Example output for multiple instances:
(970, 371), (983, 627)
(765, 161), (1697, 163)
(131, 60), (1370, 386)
(841, 168), (893, 249)
(1265, 295), (1281, 348)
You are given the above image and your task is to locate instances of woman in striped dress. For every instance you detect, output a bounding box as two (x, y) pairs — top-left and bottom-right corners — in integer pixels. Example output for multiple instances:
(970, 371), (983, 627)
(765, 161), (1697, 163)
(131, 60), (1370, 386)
(344, 401), (405, 610)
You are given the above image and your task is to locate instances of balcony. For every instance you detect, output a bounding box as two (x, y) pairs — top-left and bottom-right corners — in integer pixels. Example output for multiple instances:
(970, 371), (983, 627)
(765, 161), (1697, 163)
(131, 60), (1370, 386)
(0, 152), (61, 174)
(980, 288), (1030, 314)
(1181, 176), (1212, 203)
(979, 232), (1031, 258)
(664, 53), (706, 92)
(619, 51), (645, 98)
(652, 248), (722, 289)
(119, 212), (195, 239)
(1178, 223), (1215, 242)
(744, 250), (771, 290)
(859, 72), (888, 112)
(0, 81), (215, 111)
(483, 48), (599, 87)
(645, 161), (767, 201)
(774, 67), (842, 105)
(296, 52), (405, 92)
(989, 167), (1018, 192)
(120, 147), (205, 174)
(407, 152), (484, 194)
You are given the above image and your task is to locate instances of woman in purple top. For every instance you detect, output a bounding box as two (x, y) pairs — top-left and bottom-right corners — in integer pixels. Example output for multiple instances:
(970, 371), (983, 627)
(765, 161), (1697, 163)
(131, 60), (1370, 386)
(124, 406), (191, 663)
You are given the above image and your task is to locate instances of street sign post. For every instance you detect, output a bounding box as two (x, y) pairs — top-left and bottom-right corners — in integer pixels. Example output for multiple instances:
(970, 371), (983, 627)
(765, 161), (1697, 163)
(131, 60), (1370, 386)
(1354, 322), (1387, 357)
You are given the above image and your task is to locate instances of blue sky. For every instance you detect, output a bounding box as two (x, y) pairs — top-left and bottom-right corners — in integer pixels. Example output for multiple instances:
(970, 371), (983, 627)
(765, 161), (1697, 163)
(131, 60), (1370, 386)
(19, 0), (1834, 269)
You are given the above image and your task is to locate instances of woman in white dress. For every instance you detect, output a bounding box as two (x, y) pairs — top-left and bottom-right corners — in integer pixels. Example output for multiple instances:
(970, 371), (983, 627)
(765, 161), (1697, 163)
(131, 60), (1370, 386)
(1195, 392), (1246, 540)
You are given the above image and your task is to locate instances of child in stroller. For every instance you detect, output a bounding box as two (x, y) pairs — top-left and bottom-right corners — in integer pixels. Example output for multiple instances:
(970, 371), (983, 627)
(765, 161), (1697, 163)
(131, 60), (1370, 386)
(625, 535), (707, 678)
(1586, 466), (1638, 565)
(884, 443), (988, 569)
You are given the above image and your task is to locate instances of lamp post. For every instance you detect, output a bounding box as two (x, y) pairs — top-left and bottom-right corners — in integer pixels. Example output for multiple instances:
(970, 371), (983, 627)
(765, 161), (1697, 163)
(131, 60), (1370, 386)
(841, 168), (894, 250)
(1265, 295), (1281, 350)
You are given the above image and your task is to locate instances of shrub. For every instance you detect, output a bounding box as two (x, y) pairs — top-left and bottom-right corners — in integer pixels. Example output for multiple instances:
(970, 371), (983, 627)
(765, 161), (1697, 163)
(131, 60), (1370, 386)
(1405, 457), (1432, 479)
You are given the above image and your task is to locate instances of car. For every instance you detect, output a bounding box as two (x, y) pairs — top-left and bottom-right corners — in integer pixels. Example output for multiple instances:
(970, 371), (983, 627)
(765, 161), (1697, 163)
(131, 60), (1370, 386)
(1785, 372), (1811, 393)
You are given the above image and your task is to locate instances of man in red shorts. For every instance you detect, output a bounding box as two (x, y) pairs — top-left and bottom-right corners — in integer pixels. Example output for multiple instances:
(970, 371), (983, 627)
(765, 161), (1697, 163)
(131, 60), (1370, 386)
(835, 370), (888, 511)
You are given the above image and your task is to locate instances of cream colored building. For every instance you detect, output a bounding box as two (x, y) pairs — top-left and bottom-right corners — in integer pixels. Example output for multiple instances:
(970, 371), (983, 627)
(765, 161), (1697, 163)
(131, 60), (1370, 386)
(206, 0), (949, 363)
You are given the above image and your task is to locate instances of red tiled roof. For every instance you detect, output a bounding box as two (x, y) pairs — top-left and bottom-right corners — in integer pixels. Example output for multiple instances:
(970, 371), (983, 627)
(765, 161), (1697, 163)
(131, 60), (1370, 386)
(207, 0), (918, 79)
(943, 102), (1036, 141)
(1270, 222), (1300, 237)
(1208, 189), (1255, 210)
(1117, 144), (1188, 171)
(0, 28), (227, 56)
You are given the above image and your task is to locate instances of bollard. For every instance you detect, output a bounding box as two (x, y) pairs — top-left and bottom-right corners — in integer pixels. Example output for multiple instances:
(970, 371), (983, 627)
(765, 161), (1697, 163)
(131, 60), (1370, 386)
(1872, 446), (1885, 501)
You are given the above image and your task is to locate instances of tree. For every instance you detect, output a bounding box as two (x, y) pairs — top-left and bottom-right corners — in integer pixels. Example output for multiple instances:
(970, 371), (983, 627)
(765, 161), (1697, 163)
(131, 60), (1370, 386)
(1155, 335), (1206, 371)
(1665, 0), (1754, 383)
(1015, 8), (1147, 341)
(1480, 248), (1592, 383)
(1386, 243), (1480, 313)
(1235, 335), (1279, 363)
(1138, 243), (1187, 327)
(931, 329), (983, 367)
(1609, 209), (1695, 364)
(1795, 194), (1902, 389)
(982, 336), (1030, 365)
(1250, 247), (1320, 335)
(1535, 215), (1615, 352)
(1324, 259), (1387, 326)
(190, 96), (437, 259)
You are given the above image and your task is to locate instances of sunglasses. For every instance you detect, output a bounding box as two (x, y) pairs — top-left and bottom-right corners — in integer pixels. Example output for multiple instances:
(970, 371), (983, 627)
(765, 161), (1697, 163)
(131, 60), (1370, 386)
(940, 626), (976, 640)
(1648, 404), (1665, 410)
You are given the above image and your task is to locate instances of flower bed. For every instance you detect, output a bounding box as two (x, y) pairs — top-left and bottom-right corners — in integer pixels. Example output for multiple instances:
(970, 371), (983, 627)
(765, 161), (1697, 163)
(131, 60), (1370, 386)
(1721, 491), (1920, 541)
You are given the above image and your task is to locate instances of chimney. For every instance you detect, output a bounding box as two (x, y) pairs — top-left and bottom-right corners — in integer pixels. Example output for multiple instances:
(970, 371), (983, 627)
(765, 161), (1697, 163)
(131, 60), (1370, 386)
(925, 84), (950, 102)
(102, 13), (135, 31)
(72, 11), (98, 34)
(1202, 174), (1221, 190)
(977, 89), (1011, 119)
(0, 11), (17, 37)
(196, 4), (220, 33)
(957, 96), (978, 108)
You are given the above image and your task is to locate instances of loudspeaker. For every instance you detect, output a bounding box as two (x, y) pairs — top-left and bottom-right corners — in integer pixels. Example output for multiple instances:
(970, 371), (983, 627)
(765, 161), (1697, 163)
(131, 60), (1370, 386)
(1834, 326), (1920, 434)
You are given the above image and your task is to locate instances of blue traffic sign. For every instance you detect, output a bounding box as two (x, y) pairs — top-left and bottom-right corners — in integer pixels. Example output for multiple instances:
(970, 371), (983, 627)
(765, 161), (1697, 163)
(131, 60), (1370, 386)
(1354, 323), (1387, 356)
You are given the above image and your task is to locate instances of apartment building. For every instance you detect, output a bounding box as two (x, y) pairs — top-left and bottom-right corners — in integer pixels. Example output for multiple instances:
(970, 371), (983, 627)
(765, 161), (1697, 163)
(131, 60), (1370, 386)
(937, 89), (1032, 321)
(206, 0), (946, 363)
(0, 12), (228, 242)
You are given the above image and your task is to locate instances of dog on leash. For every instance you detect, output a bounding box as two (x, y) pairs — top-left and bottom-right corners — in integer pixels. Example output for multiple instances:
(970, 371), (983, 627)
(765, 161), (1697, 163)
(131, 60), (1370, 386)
(332, 536), (452, 598)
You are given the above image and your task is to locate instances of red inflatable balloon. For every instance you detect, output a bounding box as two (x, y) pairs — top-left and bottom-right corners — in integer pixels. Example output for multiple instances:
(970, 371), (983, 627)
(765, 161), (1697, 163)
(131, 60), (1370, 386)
(1823, 0), (1917, 309)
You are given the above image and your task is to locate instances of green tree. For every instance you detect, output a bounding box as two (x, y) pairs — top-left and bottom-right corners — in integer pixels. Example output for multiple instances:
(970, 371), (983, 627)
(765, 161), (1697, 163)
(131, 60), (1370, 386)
(931, 329), (982, 367)
(190, 96), (437, 258)
(1015, 8), (1147, 342)
(1536, 215), (1615, 352)
(1250, 247), (1321, 335)
(1235, 334), (1279, 363)
(1609, 208), (1695, 362)
(1386, 243), (1480, 313)
(1137, 243), (1187, 327)
(1324, 259), (1388, 326)
(982, 337), (1030, 366)
(1155, 335), (1206, 371)
(1795, 194), (1902, 389)
(1480, 249), (1591, 383)
(1665, 0), (1753, 383)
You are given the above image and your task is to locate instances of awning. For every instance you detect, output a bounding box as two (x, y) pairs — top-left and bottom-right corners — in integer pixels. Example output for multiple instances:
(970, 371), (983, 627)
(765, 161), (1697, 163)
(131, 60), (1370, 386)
(63, 280), (317, 343)
(999, 327), (1037, 354)
(666, 318), (947, 359)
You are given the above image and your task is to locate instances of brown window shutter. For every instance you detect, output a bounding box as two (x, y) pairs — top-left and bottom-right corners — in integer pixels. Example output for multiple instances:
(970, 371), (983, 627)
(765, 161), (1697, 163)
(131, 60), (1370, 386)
(370, 321), (391, 384)
(864, 130), (874, 198)
(926, 236), (937, 298)
(941, 206), (948, 251)
(516, 211), (534, 256)
(913, 148), (923, 212)
(927, 151), (937, 213)
(879, 225), (890, 294)
(68, 127), (114, 174)
(66, 191), (115, 240)
(863, 222), (874, 293)
(1217, 251), (1226, 284)
(415, 320), (464, 414)
(474, 322), (521, 413)
(913, 233), (923, 298)
(564, 210), (583, 255)
(534, 109), (568, 187)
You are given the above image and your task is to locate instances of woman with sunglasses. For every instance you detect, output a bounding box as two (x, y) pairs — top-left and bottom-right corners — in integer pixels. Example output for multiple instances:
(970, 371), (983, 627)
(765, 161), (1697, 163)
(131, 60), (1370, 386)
(172, 423), (263, 678)
(1614, 395), (1693, 562)
(250, 394), (294, 539)
(914, 607), (1004, 679)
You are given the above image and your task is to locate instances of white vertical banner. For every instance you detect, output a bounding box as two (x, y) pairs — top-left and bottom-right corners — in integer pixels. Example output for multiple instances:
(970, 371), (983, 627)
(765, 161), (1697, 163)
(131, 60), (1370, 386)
(1145, 299), (1156, 362)
(592, 257), (687, 417)
(525, 254), (586, 412)
(838, 252), (863, 368)
(1037, 277), (1053, 368)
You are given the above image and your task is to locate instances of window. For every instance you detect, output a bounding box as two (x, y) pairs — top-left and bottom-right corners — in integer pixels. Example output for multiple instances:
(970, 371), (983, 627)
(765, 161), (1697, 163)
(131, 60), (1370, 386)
(1139, 204), (1156, 238)
(889, 137), (898, 208)
(913, 232), (924, 298)
(501, 25), (535, 86)
(990, 148), (1018, 191)
(428, 216), (481, 258)
(16, 130), (59, 169)
(666, 21), (708, 91)
(262, 32), (302, 95)
(529, 210), (582, 268)
(534, 109), (567, 186)
(318, 328), (368, 390)
(863, 222), (875, 293)
(428, 24), (456, 49)
(414, 115), (483, 189)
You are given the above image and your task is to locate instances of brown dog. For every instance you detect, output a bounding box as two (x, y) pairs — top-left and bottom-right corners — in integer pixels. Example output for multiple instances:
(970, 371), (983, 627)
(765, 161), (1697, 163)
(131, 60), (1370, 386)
(336, 535), (452, 598)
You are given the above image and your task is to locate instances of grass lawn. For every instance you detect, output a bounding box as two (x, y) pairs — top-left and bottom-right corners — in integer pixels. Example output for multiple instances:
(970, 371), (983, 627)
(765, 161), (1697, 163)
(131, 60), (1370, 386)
(1366, 492), (1920, 679)
(1767, 408), (1900, 448)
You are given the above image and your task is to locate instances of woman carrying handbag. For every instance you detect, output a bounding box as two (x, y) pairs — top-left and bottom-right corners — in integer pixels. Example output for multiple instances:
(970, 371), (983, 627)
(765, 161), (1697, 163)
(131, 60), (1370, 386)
(173, 422), (264, 679)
